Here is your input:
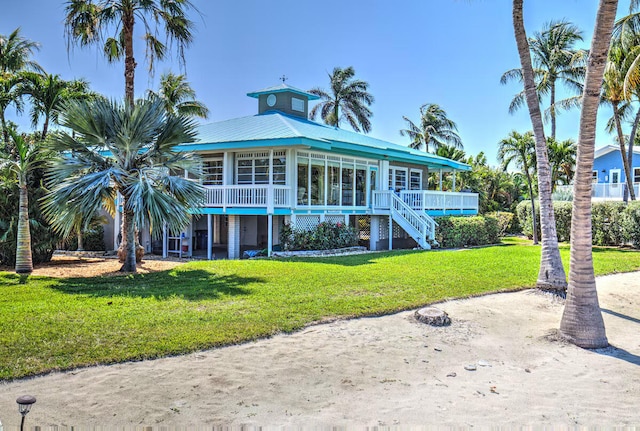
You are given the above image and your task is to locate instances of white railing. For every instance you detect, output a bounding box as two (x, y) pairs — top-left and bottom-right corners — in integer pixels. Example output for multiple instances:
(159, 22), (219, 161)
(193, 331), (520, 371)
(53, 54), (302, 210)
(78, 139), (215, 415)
(554, 183), (640, 200)
(398, 190), (479, 214)
(204, 185), (291, 212)
(373, 191), (439, 247)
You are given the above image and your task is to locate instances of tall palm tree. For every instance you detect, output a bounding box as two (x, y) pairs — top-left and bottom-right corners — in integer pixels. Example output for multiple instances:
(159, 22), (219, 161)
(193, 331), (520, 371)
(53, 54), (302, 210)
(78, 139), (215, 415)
(547, 137), (577, 189)
(559, 0), (618, 349)
(64, 0), (197, 106)
(498, 130), (538, 244)
(400, 103), (463, 153)
(21, 72), (93, 140)
(0, 129), (49, 273)
(309, 66), (374, 133)
(501, 20), (586, 139)
(44, 97), (205, 273)
(0, 28), (41, 143)
(512, 0), (567, 294)
(601, 42), (636, 199)
(148, 72), (209, 119)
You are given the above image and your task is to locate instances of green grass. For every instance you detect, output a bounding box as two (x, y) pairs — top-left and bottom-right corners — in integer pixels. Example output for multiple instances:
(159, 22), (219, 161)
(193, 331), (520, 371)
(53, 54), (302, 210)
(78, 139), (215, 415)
(1, 241), (640, 381)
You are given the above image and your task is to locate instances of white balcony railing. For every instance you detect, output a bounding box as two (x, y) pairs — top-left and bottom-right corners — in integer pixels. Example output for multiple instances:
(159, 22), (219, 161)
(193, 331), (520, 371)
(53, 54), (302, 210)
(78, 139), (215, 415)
(554, 183), (640, 200)
(373, 190), (479, 214)
(204, 185), (291, 212)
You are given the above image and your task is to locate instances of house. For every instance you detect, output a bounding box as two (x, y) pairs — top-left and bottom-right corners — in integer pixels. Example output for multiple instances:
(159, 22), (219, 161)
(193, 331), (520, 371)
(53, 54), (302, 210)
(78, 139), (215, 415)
(555, 145), (640, 200)
(107, 84), (478, 259)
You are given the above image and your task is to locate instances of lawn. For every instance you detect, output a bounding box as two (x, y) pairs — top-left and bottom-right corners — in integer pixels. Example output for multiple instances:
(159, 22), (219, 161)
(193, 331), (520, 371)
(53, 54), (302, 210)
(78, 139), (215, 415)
(1, 240), (640, 381)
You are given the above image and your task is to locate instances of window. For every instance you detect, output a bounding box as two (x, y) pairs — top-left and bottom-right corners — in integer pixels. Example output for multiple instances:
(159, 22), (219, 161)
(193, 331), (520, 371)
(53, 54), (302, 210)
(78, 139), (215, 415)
(388, 167), (408, 191)
(410, 169), (422, 190)
(355, 168), (366, 206)
(592, 170), (598, 183)
(327, 161), (340, 205)
(202, 159), (223, 185)
(310, 160), (325, 205)
(297, 157), (309, 205)
(342, 167), (354, 206)
(235, 151), (286, 185)
(634, 167), (640, 184)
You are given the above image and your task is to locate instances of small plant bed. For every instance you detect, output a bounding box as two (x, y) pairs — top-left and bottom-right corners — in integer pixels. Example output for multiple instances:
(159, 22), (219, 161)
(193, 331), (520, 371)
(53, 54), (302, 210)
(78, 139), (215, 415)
(271, 246), (368, 258)
(1, 241), (640, 380)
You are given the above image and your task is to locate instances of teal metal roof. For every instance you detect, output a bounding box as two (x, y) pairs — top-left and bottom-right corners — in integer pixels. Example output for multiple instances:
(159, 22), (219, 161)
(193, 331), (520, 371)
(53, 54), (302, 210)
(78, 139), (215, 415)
(246, 83), (320, 100)
(178, 112), (470, 171)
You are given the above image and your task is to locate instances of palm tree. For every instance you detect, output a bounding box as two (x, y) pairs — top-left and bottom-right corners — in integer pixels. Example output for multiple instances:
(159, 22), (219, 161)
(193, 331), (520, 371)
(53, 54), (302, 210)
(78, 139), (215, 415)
(547, 137), (577, 189)
(0, 28), (41, 74)
(64, 0), (197, 106)
(0, 28), (41, 143)
(559, 0), (618, 349)
(501, 20), (586, 139)
(498, 130), (538, 244)
(309, 66), (374, 133)
(601, 42), (636, 199)
(43, 97), (205, 273)
(400, 104), (463, 153)
(512, 0), (568, 294)
(21, 72), (93, 140)
(0, 129), (49, 273)
(148, 72), (209, 119)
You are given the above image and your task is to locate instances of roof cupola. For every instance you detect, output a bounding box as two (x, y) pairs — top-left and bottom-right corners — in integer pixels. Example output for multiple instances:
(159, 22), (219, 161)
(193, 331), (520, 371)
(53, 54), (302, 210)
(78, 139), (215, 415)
(247, 83), (319, 119)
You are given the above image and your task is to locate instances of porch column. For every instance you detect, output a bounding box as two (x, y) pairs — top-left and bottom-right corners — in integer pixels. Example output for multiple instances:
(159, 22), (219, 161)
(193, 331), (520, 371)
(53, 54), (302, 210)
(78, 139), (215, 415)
(228, 215), (241, 259)
(439, 170), (443, 191)
(452, 170), (456, 191)
(113, 208), (121, 251)
(370, 216), (380, 251)
(213, 215), (220, 243)
(388, 215), (393, 250)
(162, 223), (168, 258)
(267, 214), (273, 257)
(207, 214), (213, 260)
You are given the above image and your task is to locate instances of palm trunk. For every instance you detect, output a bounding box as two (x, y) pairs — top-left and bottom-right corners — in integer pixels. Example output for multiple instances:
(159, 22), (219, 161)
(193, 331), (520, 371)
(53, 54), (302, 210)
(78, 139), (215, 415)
(525, 168), (539, 244)
(559, 0), (617, 349)
(624, 106), (640, 202)
(77, 230), (84, 251)
(1, 113), (8, 145)
(513, 0), (567, 293)
(123, 11), (136, 108)
(15, 181), (33, 274)
(612, 101), (636, 201)
(550, 80), (556, 140)
(41, 114), (50, 141)
(119, 205), (137, 273)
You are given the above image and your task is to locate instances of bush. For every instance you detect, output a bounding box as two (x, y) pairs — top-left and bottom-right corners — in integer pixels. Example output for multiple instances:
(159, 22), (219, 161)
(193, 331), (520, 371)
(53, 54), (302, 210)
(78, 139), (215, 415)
(280, 221), (359, 251)
(516, 200), (640, 247)
(485, 211), (519, 237)
(435, 216), (500, 248)
(623, 202), (640, 248)
(67, 225), (106, 251)
(0, 175), (60, 266)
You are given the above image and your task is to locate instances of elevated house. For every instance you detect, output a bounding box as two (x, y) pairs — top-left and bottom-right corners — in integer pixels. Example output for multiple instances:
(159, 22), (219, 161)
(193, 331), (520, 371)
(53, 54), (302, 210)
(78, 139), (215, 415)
(555, 145), (640, 200)
(107, 84), (478, 259)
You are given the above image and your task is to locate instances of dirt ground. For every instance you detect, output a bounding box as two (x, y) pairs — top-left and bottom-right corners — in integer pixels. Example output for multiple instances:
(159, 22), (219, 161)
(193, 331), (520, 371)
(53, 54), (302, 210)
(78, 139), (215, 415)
(0, 270), (639, 427)
(1, 254), (185, 278)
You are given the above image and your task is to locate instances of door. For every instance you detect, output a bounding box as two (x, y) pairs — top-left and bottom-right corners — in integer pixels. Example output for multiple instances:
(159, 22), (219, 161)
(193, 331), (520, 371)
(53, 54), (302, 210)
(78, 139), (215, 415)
(609, 168), (621, 198)
(368, 166), (378, 207)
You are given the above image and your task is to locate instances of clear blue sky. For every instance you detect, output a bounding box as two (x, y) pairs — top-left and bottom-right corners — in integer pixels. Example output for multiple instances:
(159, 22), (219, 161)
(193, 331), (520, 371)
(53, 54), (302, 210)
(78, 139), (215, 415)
(0, 1), (633, 165)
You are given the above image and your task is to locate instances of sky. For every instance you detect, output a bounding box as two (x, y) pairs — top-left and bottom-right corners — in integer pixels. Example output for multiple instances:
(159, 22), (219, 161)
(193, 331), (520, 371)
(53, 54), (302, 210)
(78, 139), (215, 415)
(0, 0), (634, 165)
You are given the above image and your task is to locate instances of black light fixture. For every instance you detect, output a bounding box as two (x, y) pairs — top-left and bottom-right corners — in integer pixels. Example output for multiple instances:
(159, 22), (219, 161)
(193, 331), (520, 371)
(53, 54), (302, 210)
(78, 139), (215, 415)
(16, 395), (36, 431)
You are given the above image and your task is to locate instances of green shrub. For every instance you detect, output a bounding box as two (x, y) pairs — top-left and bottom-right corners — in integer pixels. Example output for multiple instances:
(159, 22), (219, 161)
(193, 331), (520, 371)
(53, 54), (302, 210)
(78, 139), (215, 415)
(485, 211), (519, 236)
(516, 200), (572, 242)
(623, 202), (640, 248)
(435, 216), (500, 248)
(591, 202), (626, 246)
(280, 221), (359, 251)
(67, 225), (106, 251)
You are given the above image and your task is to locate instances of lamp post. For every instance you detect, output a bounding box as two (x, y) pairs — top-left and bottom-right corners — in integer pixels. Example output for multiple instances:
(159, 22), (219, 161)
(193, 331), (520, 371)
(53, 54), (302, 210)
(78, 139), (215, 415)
(16, 395), (36, 431)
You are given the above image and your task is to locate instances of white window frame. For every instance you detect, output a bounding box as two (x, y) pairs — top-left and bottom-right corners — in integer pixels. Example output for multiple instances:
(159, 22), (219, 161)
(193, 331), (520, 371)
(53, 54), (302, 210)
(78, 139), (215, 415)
(409, 169), (423, 190)
(634, 167), (640, 184)
(235, 151), (286, 185)
(388, 166), (408, 191)
(202, 158), (223, 185)
(592, 170), (599, 183)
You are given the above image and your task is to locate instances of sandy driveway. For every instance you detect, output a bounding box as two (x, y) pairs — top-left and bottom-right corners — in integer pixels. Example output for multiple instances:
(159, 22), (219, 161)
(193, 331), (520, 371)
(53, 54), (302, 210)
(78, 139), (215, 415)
(0, 271), (639, 427)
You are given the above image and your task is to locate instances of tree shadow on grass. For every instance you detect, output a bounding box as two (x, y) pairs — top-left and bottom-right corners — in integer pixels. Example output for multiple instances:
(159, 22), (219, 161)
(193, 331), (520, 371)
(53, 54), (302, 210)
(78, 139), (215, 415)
(47, 269), (261, 301)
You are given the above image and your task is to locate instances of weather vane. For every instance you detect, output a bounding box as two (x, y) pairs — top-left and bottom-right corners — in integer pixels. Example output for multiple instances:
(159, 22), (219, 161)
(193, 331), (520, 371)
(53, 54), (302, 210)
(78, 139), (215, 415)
(280, 75), (288, 83)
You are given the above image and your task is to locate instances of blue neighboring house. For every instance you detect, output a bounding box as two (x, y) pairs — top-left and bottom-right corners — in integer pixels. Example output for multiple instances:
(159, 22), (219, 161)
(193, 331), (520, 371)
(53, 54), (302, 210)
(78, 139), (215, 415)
(556, 145), (640, 200)
(108, 84), (478, 259)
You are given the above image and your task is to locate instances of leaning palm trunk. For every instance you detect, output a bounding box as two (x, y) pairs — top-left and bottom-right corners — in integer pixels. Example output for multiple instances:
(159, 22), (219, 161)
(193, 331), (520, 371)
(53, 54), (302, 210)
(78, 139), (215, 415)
(15, 181), (33, 274)
(513, 0), (567, 293)
(612, 102), (636, 201)
(624, 107), (640, 202)
(559, 0), (617, 349)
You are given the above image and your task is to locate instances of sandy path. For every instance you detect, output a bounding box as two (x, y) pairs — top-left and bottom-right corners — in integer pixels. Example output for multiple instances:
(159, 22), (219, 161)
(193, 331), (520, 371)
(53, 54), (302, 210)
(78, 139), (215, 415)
(1, 272), (639, 427)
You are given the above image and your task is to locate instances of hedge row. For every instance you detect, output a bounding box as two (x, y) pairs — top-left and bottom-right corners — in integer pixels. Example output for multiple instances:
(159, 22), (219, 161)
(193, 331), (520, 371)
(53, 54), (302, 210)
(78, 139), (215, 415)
(280, 221), (359, 251)
(435, 215), (500, 248)
(516, 200), (640, 247)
